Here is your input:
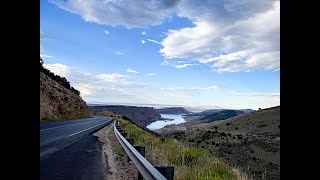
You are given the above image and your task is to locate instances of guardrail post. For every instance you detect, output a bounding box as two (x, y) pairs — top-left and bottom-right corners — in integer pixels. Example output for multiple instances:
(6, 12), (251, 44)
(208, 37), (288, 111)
(114, 121), (169, 180)
(153, 165), (175, 180)
(126, 138), (134, 145)
(116, 127), (122, 131)
(133, 146), (145, 157)
(120, 132), (127, 138)
(134, 146), (146, 180)
(126, 138), (135, 162)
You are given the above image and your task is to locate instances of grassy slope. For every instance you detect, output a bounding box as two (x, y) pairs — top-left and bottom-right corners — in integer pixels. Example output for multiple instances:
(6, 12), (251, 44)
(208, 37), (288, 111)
(159, 106), (280, 180)
(120, 118), (248, 180)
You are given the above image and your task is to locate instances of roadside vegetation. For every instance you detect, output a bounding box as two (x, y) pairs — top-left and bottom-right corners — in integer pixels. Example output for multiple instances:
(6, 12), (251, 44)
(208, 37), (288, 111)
(119, 118), (248, 180)
(40, 58), (80, 95)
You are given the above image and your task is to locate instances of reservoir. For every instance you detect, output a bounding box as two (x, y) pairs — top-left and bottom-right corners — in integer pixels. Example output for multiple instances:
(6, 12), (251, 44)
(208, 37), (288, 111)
(146, 114), (186, 130)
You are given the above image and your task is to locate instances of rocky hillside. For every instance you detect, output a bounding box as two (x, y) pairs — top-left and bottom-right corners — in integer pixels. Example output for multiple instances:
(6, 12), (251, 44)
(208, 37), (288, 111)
(155, 107), (190, 114)
(40, 59), (91, 120)
(158, 106), (280, 180)
(89, 105), (161, 127)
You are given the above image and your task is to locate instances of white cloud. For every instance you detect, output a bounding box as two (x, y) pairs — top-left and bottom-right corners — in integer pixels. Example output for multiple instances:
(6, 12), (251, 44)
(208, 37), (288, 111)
(44, 64), (71, 77)
(146, 73), (156, 76)
(174, 63), (196, 69)
(82, 0), (271, 73)
(40, 54), (53, 58)
(126, 68), (139, 73)
(161, 85), (226, 96)
(49, 0), (279, 72)
(160, 0), (280, 72)
(115, 50), (124, 55)
(161, 59), (197, 69)
(147, 39), (161, 45)
(227, 91), (280, 108)
(42, 64), (278, 109)
(96, 73), (129, 82)
(49, 0), (179, 28)
(141, 40), (146, 44)
(104, 30), (110, 35)
(43, 63), (148, 101)
(228, 92), (280, 99)
(141, 31), (146, 35)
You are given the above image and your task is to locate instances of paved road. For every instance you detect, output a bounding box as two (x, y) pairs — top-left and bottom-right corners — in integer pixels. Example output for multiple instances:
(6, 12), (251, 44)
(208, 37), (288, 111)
(40, 135), (108, 180)
(40, 116), (112, 180)
(40, 116), (111, 148)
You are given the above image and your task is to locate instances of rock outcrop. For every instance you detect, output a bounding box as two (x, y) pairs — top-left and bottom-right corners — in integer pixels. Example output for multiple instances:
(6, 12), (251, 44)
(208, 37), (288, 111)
(40, 60), (91, 120)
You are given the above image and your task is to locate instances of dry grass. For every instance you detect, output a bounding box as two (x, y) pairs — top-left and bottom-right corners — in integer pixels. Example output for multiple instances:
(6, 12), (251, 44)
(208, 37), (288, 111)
(120, 118), (248, 180)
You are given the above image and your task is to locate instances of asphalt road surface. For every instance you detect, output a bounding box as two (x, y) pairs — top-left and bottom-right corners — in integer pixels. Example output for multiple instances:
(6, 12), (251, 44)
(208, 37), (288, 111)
(40, 116), (112, 180)
(40, 116), (111, 148)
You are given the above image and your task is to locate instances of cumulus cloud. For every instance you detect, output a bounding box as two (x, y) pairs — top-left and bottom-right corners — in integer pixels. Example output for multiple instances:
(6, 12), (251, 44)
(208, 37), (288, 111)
(141, 40), (146, 44)
(141, 31), (146, 35)
(44, 64), (72, 77)
(126, 68), (139, 73)
(104, 30), (110, 35)
(44, 63), (148, 100)
(49, 0), (179, 28)
(49, 0), (280, 72)
(160, 1), (280, 72)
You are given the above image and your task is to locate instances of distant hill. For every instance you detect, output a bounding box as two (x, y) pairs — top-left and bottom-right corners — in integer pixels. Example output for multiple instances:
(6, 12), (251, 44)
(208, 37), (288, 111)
(190, 109), (254, 116)
(158, 106), (280, 180)
(89, 105), (161, 127)
(40, 58), (91, 120)
(155, 107), (190, 114)
(201, 110), (241, 123)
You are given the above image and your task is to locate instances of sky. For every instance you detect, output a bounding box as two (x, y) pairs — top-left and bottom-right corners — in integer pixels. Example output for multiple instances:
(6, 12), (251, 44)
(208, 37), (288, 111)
(40, 0), (280, 110)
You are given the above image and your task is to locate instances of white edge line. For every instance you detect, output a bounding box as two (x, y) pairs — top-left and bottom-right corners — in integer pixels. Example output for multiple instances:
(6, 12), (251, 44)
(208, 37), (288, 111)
(40, 121), (92, 132)
(68, 121), (107, 137)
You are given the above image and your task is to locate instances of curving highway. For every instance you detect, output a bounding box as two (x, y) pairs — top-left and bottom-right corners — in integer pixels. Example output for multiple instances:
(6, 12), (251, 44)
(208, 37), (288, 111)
(40, 116), (111, 148)
(40, 116), (112, 180)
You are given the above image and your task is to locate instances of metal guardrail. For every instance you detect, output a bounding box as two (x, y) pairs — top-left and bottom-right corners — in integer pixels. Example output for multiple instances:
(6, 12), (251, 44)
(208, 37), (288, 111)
(113, 121), (168, 180)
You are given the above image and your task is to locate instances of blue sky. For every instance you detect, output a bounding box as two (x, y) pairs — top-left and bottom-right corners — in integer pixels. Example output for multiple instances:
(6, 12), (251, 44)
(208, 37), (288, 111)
(40, 0), (280, 110)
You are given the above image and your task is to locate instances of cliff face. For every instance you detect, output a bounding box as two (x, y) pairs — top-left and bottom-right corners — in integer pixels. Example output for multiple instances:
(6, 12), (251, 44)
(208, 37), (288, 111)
(40, 65), (91, 120)
(89, 105), (161, 127)
(155, 107), (190, 114)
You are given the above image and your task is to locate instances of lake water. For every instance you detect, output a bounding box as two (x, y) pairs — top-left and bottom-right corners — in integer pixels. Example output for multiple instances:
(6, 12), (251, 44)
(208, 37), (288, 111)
(146, 114), (186, 130)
